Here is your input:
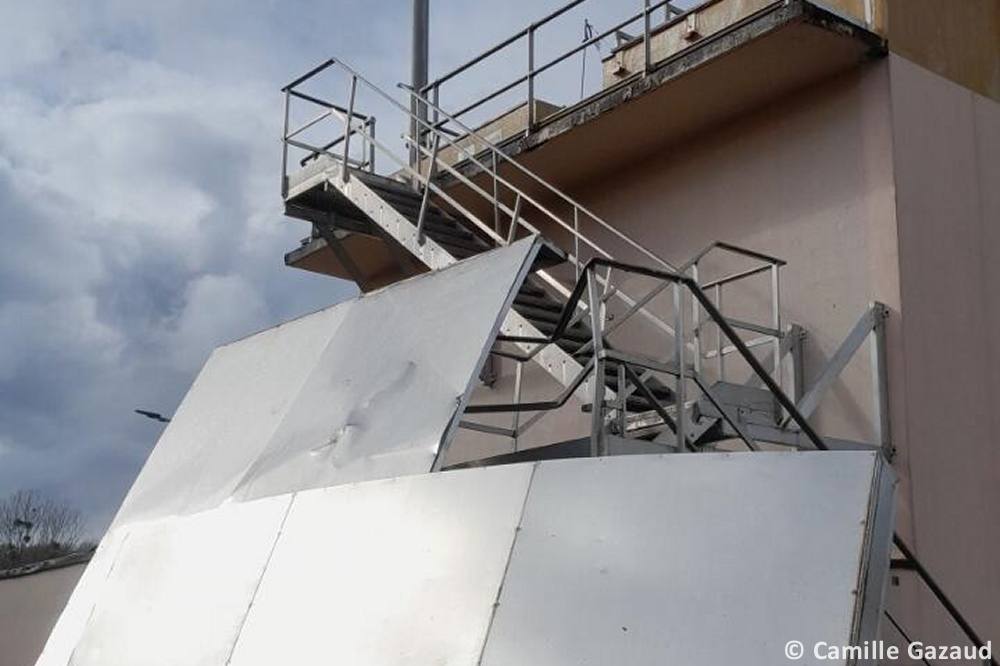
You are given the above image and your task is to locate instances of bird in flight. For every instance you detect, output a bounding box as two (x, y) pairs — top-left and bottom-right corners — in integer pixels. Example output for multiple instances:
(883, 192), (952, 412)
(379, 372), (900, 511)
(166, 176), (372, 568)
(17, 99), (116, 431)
(134, 409), (171, 423)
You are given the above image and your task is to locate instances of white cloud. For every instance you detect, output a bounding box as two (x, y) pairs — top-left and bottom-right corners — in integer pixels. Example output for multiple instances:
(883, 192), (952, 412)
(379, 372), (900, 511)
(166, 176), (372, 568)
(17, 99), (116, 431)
(169, 274), (269, 368)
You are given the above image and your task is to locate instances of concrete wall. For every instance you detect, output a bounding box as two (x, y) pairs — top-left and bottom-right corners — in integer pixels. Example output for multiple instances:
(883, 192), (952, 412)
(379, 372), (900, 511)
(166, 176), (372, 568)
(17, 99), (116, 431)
(0, 564), (84, 666)
(886, 0), (1000, 101)
(886, 53), (1000, 645)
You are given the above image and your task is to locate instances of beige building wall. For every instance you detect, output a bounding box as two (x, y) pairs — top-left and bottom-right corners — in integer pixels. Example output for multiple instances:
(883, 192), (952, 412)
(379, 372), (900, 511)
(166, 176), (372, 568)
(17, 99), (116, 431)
(0, 564), (85, 666)
(886, 53), (1000, 644)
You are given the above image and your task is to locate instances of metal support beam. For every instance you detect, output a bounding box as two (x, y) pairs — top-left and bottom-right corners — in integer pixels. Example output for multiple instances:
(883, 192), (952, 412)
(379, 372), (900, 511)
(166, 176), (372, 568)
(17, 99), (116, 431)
(313, 223), (369, 291)
(869, 303), (892, 457)
(783, 304), (886, 428)
(409, 0), (429, 173)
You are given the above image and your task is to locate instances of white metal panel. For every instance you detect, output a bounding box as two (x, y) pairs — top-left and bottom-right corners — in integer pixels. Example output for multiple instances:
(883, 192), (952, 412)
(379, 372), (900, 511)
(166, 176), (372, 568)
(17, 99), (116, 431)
(65, 496), (291, 666)
(232, 237), (538, 500)
(34, 529), (128, 666)
(480, 451), (892, 666)
(227, 464), (534, 666)
(114, 238), (537, 524)
(114, 305), (349, 525)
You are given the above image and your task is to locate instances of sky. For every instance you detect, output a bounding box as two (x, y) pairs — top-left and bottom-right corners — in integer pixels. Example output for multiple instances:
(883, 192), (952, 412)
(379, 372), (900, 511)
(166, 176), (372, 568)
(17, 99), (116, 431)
(0, 0), (690, 537)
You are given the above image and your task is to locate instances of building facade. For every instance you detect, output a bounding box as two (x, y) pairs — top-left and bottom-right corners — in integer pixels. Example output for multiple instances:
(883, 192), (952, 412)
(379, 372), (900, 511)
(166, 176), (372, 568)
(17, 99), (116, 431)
(281, 0), (1000, 653)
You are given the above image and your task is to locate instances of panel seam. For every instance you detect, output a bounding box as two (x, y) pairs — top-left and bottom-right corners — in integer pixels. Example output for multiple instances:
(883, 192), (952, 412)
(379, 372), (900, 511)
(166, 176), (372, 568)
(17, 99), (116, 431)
(224, 495), (296, 665)
(475, 462), (539, 666)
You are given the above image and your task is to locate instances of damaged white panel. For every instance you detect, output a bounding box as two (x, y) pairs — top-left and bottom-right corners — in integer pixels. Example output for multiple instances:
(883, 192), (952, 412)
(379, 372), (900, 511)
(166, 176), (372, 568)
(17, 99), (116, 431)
(228, 465), (534, 666)
(66, 496), (291, 666)
(114, 305), (350, 525)
(480, 451), (894, 666)
(113, 237), (538, 524)
(231, 236), (539, 501)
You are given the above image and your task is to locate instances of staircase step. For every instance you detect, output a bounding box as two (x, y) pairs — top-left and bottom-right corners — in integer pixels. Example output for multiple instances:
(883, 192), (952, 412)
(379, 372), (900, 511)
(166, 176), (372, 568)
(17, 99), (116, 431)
(426, 233), (490, 257)
(515, 303), (578, 326)
(518, 281), (548, 298)
(530, 320), (590, 343)
(411, 218), (476, 241)
(514, 292), (564, 312)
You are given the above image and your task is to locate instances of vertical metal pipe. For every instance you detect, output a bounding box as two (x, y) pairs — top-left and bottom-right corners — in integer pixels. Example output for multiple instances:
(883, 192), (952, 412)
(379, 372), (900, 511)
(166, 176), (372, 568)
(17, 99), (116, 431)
(617, 363), (628, 436)
(588, 270), (608, 457)
(527, 26), (536, 129)
(415, 133), (439, 245)
(691, 264), (701, 375)
(281, 89), (290, 197)
(715, 283), (724, 382)
(512, 360), (523, 452)
(410, 0), (430, 171)
(673, 283), (686, 451)
(643, 0), (652, 73)
(368, 117), (376, 172)
(506, 194), (523, 245)
(574, 208), (581, 279)
(492, 152), (501, 234)
(771, 264), (782, 392)
(432, 84), (440, 127)
(342, 76), (357, 182)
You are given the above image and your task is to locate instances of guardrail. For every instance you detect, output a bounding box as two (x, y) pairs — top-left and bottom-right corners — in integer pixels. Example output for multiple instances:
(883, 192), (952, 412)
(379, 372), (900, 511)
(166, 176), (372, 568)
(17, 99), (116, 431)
(281, 56), (793, 403)
(419, 0), (719, 133)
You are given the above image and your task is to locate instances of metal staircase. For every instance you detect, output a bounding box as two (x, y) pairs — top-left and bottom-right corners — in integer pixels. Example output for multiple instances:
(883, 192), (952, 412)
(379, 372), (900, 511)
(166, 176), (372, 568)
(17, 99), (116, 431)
(288, 161), (676, 416)
(278, 58), (889, 453)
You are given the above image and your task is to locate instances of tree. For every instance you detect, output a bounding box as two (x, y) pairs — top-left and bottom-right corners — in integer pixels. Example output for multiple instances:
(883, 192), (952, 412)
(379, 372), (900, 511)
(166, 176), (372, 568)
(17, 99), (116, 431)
(0, 489), (86, 569)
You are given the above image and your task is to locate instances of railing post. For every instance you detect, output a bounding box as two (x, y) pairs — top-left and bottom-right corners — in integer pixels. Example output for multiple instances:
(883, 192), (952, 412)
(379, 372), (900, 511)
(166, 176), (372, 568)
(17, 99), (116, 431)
(527, 25), (536, 130)
(512, 361), (523, 452)
(492, 152), (501, 234)
(574, 207), (581, 279)
(691, 263), (701, 375)
(588, 269), (608, 457)
(506, 194), (523, 245)
(416, 133), (440, 245)
(432, 84), (440, 129)
(367, 117), (376, 172)
(771, 263), (782, 393)
(715, 283), (725, 382)
(617, 363), (628, 435)
(281, 89), (290, 198)
(673, 282), (687, 450)
(342, 75), (357, 183)
(643, 0), (652, 74)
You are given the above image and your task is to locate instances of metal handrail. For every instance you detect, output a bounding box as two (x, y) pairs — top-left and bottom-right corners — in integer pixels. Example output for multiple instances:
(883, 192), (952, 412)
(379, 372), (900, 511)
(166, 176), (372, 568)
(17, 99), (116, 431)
(395, 78), (678, 274)
(281, 55), (689, 345)
(282, 57), (790, 389)
(420, 0), (714, 129)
